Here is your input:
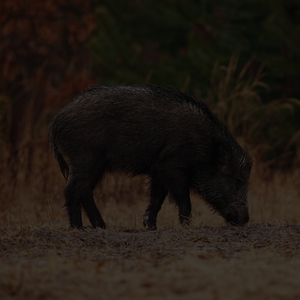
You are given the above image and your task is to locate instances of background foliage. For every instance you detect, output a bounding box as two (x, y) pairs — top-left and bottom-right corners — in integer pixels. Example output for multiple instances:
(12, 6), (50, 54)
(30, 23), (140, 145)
(91, 0), (300, 98)
(1, 0), (300, 168)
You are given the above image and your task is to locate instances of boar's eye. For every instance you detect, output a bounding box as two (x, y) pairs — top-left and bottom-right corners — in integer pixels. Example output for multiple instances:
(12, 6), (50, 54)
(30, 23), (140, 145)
(234, 179), (243, 190)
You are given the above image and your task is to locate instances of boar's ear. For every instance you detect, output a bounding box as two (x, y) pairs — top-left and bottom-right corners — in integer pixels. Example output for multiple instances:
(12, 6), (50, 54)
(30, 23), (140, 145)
(211, 140), (232, 170)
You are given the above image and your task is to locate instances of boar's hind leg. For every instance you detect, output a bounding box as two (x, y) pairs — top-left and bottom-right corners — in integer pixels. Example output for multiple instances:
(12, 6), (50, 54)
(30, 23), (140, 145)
(64, 177), (84, 228)
(143, 177), (168, 230)
(64, 166), (106, 229)
(81, 183), (106, 229)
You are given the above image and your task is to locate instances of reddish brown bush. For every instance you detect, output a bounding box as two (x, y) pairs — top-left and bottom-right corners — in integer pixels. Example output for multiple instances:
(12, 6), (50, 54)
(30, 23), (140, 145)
(0, 0), (96, 148)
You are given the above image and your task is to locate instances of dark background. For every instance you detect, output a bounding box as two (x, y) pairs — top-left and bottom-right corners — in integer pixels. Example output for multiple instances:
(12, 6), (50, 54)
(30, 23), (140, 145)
(1, 0), (300, 169)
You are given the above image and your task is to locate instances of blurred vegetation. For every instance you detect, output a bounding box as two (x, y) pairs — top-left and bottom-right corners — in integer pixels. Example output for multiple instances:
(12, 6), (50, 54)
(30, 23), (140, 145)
(0, 0), (95, 144)
(0, 0), (96, 183)
(206, 55), (300, 167)
(0, 0), (300, 169)
(91, 0), (300, 98)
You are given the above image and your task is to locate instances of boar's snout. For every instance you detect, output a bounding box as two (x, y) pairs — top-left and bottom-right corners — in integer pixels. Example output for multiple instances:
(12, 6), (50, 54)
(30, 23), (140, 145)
(225, 205), (249, 226)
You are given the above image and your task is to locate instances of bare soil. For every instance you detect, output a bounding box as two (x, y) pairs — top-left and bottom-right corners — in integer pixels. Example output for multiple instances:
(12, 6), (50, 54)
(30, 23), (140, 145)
(2, 224), (300, 262)
(1, 223), (300, 300)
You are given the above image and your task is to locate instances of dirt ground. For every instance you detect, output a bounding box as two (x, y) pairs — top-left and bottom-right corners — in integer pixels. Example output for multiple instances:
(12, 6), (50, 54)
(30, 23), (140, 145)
(1, 223), (300, 300)
(2, 224), (300, 261)
(1, 169), (300, 299)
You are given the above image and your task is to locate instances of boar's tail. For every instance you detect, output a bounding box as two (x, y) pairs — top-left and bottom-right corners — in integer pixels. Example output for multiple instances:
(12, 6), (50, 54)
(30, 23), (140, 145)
(48, 126), (69, 180)
(55, 150), (69, 180)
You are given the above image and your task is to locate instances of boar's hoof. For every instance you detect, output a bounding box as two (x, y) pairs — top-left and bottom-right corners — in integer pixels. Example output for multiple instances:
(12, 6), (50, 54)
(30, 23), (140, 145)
(91, 220), (106, 229)
(143, 213), (157, 231)
(179, 216), (191, 228)
(70, 225), (82, 230)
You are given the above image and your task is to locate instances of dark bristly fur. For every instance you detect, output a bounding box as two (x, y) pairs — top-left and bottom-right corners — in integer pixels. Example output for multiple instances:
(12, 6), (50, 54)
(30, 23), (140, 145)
(48, 84), (253, 229)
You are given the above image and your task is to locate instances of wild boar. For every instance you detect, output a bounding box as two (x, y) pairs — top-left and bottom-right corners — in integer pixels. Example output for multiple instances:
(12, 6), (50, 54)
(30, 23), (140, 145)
(49, 84), (252, 229)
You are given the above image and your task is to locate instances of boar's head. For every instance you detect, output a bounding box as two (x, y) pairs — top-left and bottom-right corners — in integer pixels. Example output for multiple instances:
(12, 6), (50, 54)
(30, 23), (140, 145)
(198, 139), (253, 226)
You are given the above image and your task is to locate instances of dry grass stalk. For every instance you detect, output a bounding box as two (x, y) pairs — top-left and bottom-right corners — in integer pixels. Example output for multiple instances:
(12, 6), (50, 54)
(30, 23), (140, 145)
(207, 54), (300, 167)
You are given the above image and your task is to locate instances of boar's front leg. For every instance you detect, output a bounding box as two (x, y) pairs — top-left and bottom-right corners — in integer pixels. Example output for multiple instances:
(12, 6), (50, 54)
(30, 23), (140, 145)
(143, 176), (168, 230)
(143, 168), (192, 229)
(173, 189), (192, 227)
(168, 175), (192, 227)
